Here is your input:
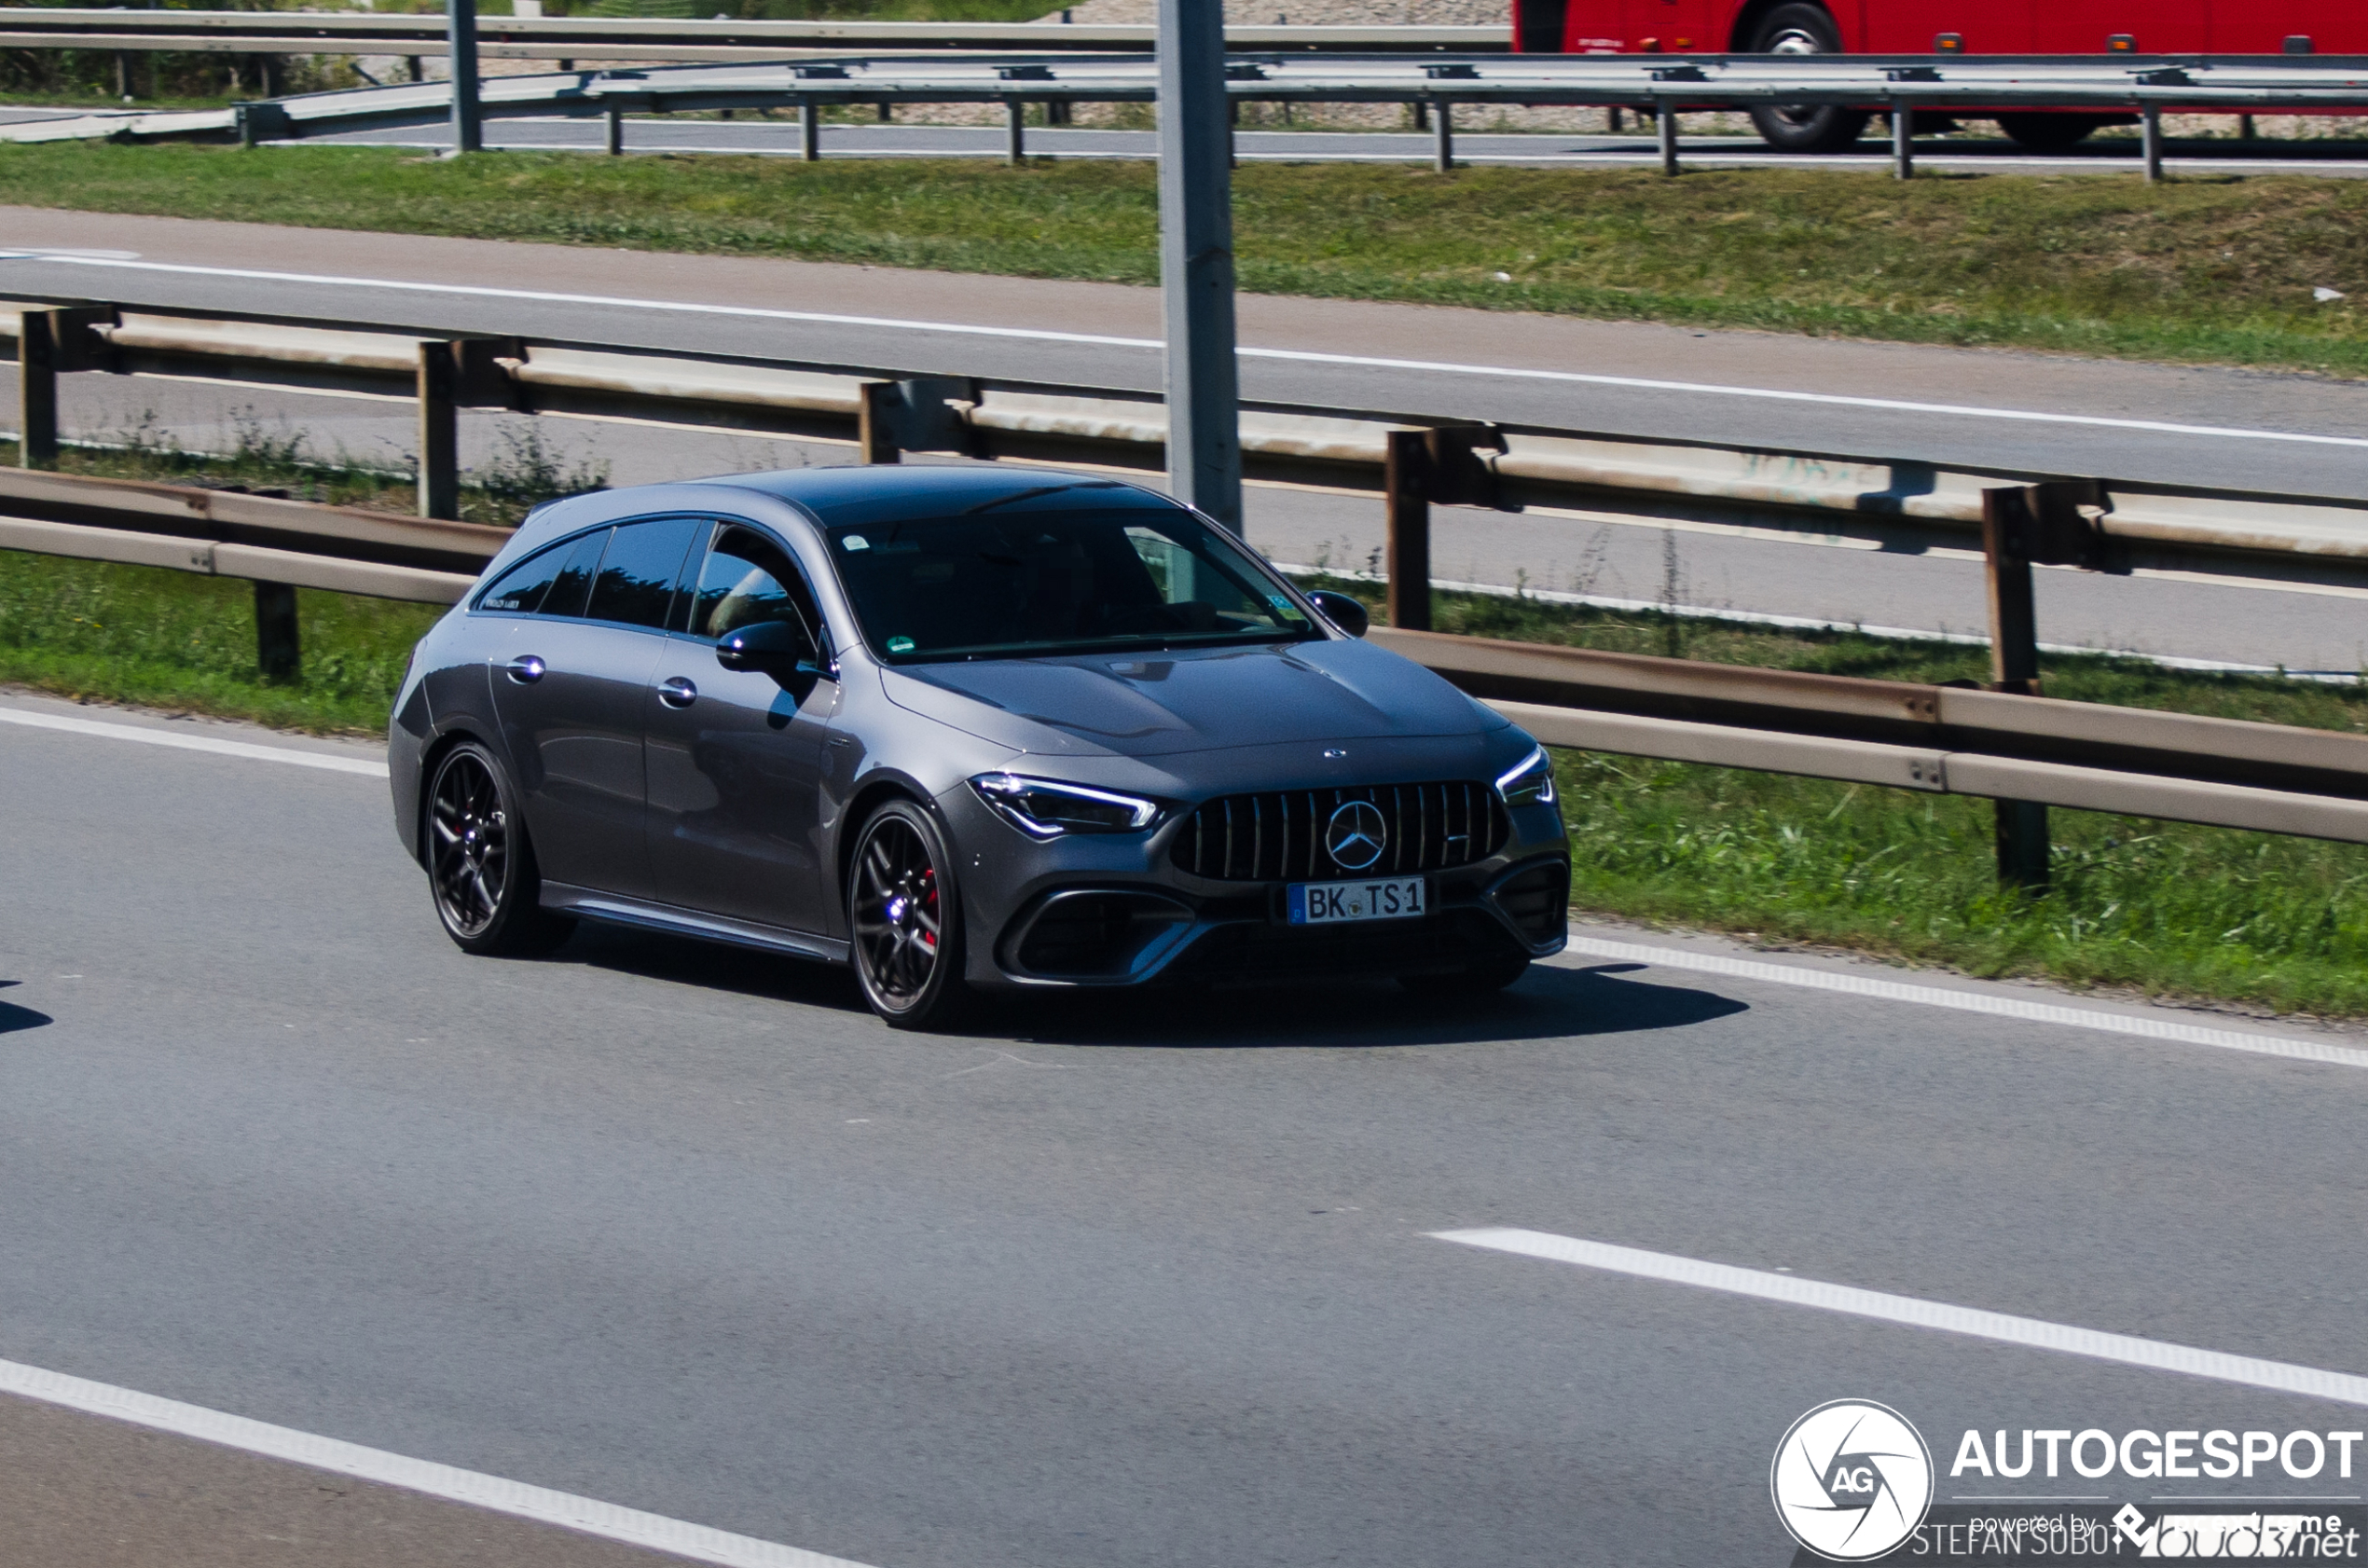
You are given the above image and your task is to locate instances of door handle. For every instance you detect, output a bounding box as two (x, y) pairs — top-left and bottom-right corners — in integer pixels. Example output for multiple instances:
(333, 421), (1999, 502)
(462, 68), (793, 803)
(503, 655), (545, 684)
(658, 677), (698, 709)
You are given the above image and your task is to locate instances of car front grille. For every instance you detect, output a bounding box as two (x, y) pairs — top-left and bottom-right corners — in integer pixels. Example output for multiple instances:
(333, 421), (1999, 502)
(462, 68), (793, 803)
(1169, 781), (1508, 883)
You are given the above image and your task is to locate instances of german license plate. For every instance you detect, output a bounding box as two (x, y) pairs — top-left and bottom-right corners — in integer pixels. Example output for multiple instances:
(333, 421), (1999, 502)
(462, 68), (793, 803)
(1287, 876), (1426, 926)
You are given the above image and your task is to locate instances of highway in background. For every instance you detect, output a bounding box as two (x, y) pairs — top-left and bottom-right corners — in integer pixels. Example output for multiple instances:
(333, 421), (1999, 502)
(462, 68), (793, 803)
(4, 693), (2368, 1566)
(8, 210), (2368, 670)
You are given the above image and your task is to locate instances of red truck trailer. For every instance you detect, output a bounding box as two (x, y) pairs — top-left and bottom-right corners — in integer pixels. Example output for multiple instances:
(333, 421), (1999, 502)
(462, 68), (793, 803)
(1511, 0), (2361, 150)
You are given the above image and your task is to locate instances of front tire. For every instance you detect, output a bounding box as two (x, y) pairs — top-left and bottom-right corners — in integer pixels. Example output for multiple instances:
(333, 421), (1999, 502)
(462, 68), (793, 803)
(847, 800), (971, 1031)
(424, 741), (574, 956)
(1744, 4), (1869, 154)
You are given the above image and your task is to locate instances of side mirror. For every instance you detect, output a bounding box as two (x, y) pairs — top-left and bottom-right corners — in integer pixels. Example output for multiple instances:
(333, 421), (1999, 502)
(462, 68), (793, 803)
(1304, 589), (1370, 639)
(716, 618), (818, 686)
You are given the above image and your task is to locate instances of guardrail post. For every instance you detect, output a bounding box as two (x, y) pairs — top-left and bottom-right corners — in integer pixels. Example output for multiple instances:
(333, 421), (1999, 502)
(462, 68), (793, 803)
(1657, 102), (1678, 175)
(605, 102), (623, 155)
(447, 0), (483, 155)
(115, 51), (135, 100)
(1983, 484), (2051, 888)
(801, 96), (819, 161)
(1384, 429), (1433, 633)
(2141, 103), (2162, 182)
(418, 341), (460, 520)
(15, 311), (58, 469)
(1892, 101), (1912, 179)
(1433, 99), (1453, 171)
(255, 582), (300, 683)
(1007, 98), (1026, 163)
(859, 381), (902, 464)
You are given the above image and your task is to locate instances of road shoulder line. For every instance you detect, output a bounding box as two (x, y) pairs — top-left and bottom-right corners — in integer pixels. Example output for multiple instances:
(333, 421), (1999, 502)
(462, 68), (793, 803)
(1563, 934), (2368, 1072)
(0, 1355), (872, 1568)
(0, 705), (390, 777)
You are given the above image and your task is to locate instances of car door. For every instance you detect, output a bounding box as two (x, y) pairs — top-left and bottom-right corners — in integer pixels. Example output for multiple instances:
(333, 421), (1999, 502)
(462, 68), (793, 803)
(486, 516), (703, 901)
(644, 521), (841, 937)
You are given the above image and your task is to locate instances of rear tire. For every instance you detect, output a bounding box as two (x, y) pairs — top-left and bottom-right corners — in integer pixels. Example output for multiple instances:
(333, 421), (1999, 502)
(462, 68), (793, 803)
(847, 799), (971, 1031)
(424, 741), (574, 957)
(1400, 951), (1530, 996)
(1745, 4), (1869, 154)
(1995, 113), (2108, 153)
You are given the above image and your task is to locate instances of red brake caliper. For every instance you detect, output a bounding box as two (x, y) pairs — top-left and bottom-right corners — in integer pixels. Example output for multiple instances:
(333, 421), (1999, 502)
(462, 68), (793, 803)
(916, 867), (939, 956)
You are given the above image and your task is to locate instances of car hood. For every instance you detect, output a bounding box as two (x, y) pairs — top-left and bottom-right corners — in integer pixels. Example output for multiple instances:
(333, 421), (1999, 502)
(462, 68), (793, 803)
(880, 638), (1505, 759)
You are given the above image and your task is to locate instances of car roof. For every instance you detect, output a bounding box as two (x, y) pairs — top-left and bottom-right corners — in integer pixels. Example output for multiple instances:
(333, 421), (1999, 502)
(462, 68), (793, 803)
(691, 465), (1181, 529)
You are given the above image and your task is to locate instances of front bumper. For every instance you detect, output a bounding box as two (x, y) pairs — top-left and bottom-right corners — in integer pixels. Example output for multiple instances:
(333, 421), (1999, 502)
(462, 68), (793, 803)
(941, 779), (1569, 990)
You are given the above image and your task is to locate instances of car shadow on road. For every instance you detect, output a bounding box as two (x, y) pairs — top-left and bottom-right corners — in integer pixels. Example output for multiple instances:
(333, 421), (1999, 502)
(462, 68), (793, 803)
(998, 962), (1747, 1050)
(0, 981), (53, 1035)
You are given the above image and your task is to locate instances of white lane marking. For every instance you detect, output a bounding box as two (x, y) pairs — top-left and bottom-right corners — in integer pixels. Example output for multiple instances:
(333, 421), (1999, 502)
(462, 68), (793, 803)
(1563, 934), (2368, 1072)
(0, 1355), (872, 1568)
(0, 706), (390, 777)
(1432, 1228), (2368, 1409)
(4, 254), (2364, 451)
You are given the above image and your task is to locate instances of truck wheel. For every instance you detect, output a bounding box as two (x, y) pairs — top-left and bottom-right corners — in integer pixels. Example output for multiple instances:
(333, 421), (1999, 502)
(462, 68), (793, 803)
(1745, 4), (1869, 154)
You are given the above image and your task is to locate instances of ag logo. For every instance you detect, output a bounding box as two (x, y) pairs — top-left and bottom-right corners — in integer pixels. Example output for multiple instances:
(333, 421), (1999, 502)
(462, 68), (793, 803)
(1770, 1399), (1934, 1561)
(1324, 800), (1387, 871)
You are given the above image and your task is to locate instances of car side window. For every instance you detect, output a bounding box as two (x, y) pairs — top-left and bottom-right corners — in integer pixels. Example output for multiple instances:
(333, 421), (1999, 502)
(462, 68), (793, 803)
(585, 516), (704, 630)
(682, 525), (822, 651)
(477, 528), (608, 617)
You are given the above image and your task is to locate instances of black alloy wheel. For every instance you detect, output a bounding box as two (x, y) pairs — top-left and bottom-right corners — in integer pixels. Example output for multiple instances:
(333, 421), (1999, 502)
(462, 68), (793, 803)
(848, 800), (970, 1029)
(425, 741), (572, 956)
(1994, 113), (2109, 153)
(1745, 4), (1870, 154)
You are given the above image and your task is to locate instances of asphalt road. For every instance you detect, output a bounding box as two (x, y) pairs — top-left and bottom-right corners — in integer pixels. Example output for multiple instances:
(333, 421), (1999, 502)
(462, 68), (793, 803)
(4, 690), (2368, 1565)
(7, 209), (2368, 669)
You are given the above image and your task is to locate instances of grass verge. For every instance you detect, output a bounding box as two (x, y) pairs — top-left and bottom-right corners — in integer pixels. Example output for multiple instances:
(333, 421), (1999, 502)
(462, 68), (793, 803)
(8, 144), (2368, 372)
(1300, 573), (2368, 1019)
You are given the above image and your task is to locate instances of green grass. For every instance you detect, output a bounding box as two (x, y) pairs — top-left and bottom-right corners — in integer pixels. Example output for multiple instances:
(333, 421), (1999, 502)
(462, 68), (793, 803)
(10, 144), (2368, 372)
(0, 424), (601, 730)
(1295, 575), (2368, 1018)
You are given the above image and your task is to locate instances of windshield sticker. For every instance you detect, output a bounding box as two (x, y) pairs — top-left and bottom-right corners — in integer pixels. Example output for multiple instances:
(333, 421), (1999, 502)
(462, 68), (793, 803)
(843, 535), (870, 551)
(886, 635), (916, 653)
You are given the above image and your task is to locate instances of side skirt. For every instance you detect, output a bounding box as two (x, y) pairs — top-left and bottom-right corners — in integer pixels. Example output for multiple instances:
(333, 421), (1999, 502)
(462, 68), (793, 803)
(541, 883), (850, 965)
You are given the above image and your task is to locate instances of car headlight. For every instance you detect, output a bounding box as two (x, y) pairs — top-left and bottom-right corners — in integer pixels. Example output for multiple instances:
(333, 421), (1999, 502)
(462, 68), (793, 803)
(970, 774), (1163, 838)
(1494, 745), (1558, 808)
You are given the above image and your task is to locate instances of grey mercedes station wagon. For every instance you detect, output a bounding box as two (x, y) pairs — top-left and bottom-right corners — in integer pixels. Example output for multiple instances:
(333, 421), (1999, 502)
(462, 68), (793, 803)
(387, 466), (1570, 1028)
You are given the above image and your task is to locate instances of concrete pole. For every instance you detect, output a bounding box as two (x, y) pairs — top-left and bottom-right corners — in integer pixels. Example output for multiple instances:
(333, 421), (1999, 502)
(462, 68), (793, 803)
(1156, 0), (1242, 534)
(447, 0), (482, 154)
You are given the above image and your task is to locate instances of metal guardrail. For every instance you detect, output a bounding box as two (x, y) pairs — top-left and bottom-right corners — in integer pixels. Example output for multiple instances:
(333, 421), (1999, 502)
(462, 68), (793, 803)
(10, 296), (2368, 603)
(9, 50), (2368, 179)
(0, 9), (1506, 60)
(6, 459), (2366, 854)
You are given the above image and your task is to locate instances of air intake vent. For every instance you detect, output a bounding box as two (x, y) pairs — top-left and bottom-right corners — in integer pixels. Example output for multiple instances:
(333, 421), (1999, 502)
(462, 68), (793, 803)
(1171, 782), (1508, 883)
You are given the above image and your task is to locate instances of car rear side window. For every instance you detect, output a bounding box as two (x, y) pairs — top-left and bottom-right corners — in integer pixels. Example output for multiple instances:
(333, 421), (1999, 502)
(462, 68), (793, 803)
(682, 526), (821, 646)
(478, 528), (608, 617)
(585, 516), (703, 630)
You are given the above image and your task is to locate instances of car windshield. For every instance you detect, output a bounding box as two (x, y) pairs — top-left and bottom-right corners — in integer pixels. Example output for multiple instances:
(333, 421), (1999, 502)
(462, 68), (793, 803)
(824, 506), (1317, 662)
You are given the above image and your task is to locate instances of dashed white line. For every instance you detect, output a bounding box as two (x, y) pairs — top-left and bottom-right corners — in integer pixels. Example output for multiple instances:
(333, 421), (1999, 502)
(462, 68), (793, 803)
(1432, 1228), (2368, 1409)
(0, 706), (389, 777)
(1563, 934), (2368, 1072)
(0, 1355), (872, 1568)
(5, 252), (2366, 451)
